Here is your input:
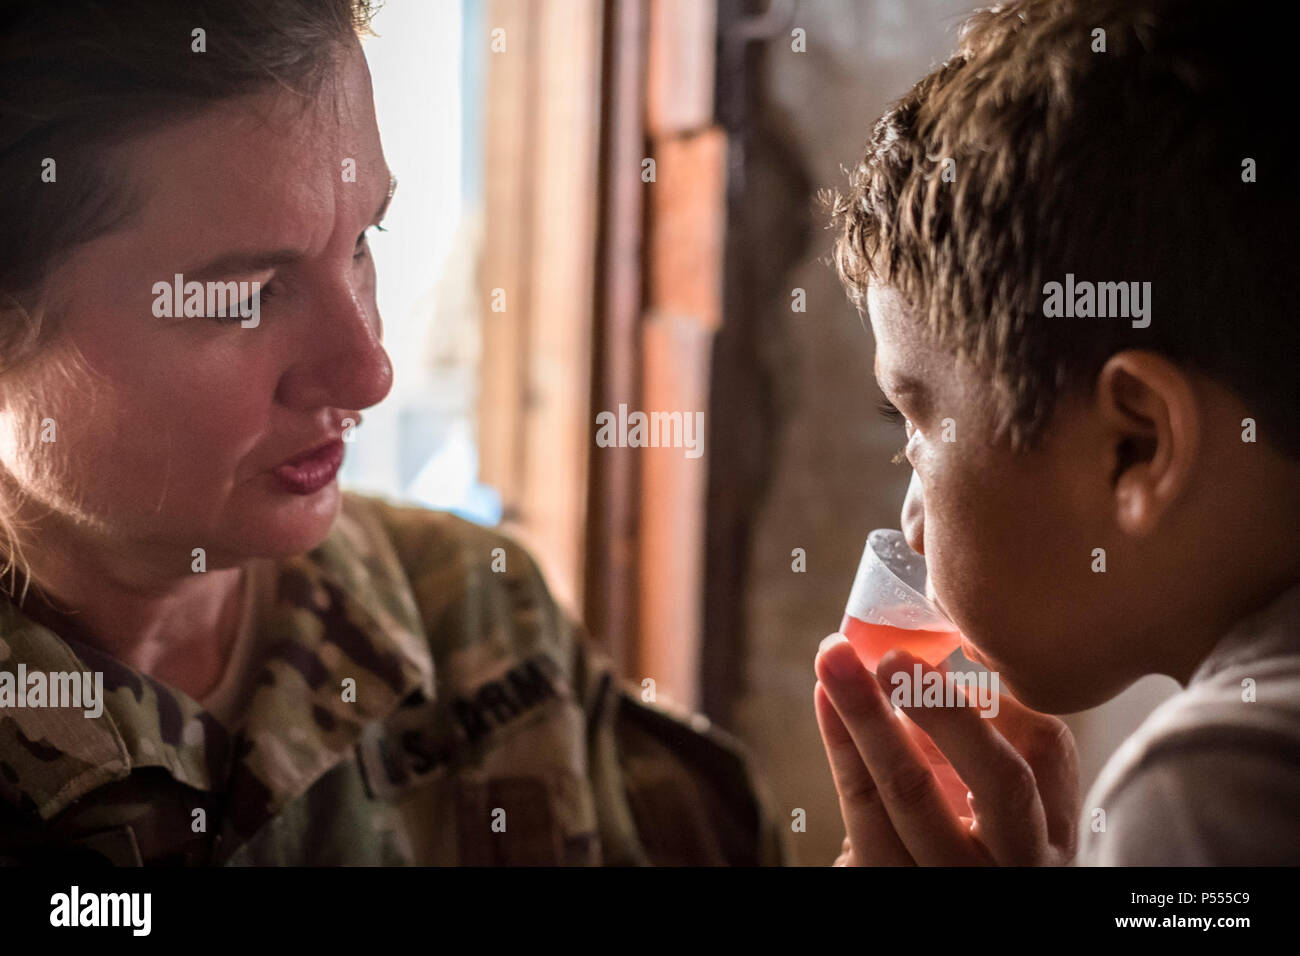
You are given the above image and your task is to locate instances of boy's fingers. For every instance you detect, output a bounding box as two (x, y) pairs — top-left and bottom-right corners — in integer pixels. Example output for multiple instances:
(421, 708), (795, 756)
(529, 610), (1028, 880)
(813, 679), (914, 866)
(977, 681), (1081, 850)
(877, 650), (1050, 864)
(943, 651), (1082, 851)
(899, 714), (974, 817)
(1005, 716), (1080, 851)
(815, 636), (979, 865)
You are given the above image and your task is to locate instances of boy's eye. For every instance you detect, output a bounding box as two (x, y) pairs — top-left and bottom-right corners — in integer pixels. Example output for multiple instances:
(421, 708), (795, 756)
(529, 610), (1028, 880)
(877, 398), (913, 465)
(877, 397), (906, 427)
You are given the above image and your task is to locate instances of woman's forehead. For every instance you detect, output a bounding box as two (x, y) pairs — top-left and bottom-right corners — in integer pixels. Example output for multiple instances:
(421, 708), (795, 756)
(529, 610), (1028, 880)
(108, 58), (386, 243)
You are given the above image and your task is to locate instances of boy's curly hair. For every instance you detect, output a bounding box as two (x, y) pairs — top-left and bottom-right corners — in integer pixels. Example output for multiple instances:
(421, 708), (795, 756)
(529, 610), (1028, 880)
(832, 0), (1298, 456)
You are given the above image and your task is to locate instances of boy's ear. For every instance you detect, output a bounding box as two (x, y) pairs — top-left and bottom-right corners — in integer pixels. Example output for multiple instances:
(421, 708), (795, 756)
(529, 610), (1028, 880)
(1095, 351), (1200, 537)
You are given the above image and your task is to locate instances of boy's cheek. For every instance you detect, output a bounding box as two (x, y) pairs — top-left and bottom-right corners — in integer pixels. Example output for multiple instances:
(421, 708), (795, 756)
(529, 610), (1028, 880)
(919, 440), (1123, 707)
(952, 528), (1098, 700)
(924, 470), (1044, 651)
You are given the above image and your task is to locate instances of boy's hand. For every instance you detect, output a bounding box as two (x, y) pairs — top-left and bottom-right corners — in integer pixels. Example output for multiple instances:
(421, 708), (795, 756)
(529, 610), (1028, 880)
(814, 633), (1079, 866)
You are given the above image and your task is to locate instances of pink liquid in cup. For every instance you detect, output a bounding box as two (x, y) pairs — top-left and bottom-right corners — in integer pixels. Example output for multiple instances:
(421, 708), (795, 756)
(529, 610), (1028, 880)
(839, 614), (961, 672)
(840, 529), (962, 671)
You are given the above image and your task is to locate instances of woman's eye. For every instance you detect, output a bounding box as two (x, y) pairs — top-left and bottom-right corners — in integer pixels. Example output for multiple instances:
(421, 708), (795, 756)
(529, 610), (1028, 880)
(354, 223), (387, 261)
(222, 284), (272, 322)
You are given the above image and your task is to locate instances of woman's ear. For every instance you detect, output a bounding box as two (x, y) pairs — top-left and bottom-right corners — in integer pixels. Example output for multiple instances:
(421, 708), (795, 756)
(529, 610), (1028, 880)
(1094, 351), (1200, 537)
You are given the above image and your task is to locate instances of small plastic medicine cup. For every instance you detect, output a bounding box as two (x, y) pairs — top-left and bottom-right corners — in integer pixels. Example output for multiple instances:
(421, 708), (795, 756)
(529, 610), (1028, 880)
(839, 529), (961, 671)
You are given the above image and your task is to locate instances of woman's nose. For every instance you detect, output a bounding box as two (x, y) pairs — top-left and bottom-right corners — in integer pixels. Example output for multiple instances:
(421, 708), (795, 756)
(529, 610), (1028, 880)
(277, 280), (394, 412)
(901, 469), (926, 555)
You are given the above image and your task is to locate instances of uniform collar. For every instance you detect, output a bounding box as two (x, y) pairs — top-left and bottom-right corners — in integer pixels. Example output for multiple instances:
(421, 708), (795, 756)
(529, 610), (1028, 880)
(0, 601), (133, 819)
(0, 494), (434, 841)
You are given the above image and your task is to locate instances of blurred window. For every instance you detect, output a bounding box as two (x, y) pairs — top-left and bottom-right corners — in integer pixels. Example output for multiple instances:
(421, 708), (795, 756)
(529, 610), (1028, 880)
(341, 0), (501, 525)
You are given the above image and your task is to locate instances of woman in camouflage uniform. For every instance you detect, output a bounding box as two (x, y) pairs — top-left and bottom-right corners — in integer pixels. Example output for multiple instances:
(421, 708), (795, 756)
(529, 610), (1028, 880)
(0, 0), (786, 865)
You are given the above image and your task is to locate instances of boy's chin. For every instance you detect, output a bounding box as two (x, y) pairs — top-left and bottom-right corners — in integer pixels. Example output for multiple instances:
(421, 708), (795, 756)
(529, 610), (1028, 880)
(995, 668), (1129, 716)
(957, 632), (1123, 714)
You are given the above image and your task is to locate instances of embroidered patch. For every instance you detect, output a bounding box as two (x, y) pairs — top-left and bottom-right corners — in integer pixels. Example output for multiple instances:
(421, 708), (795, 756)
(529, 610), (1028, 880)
(356, 653), (568, 800)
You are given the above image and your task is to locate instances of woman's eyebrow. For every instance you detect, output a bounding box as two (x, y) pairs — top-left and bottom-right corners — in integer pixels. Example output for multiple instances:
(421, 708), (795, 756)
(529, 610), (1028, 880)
(180, 174), (396, 281)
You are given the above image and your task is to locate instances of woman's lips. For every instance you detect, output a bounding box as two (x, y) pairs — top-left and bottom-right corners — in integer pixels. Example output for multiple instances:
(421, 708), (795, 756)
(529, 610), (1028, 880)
(270, 439), (344, 495)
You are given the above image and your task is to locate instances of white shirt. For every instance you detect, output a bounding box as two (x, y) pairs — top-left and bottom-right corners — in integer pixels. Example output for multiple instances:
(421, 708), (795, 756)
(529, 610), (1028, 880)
(1076, 579), (1300, 865)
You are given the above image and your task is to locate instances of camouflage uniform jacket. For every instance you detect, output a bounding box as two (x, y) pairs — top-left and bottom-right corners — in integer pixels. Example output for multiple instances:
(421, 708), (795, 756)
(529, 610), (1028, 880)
(0, 493), (789, 865)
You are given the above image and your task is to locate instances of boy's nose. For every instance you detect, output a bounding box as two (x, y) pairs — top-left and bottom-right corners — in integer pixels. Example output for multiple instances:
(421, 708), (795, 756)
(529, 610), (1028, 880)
(901, 470), (926, 555)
